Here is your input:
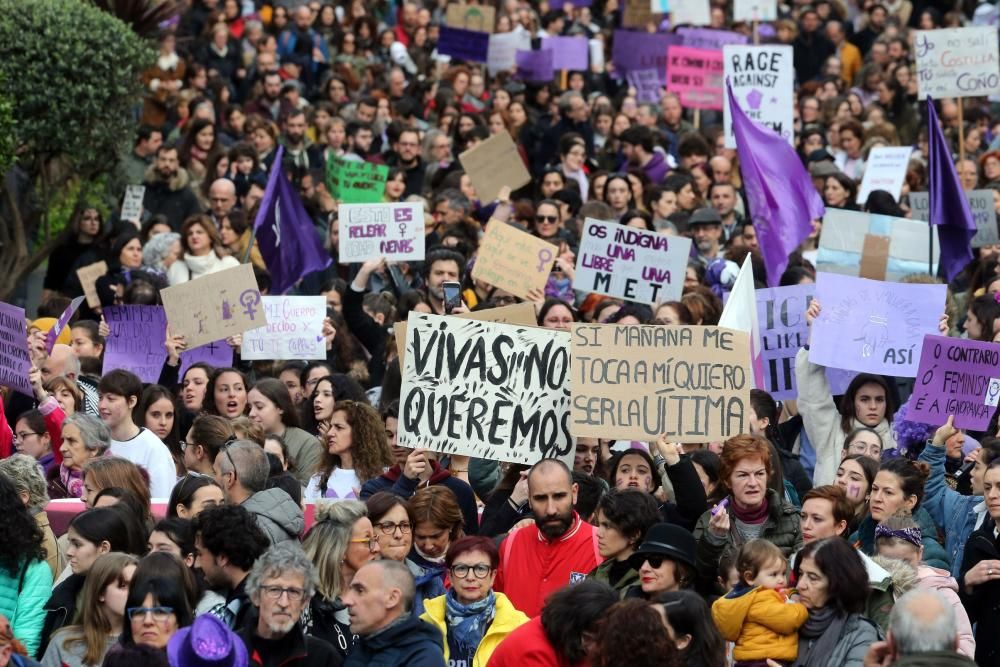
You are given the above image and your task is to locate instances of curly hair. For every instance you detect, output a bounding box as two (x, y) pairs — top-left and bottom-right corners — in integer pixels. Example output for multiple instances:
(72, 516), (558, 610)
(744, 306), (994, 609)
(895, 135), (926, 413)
(0, 474), (45, 574)
(597, 599), (681, 667)
(317, 400), (393, 485)
(191, 505), (269, 571)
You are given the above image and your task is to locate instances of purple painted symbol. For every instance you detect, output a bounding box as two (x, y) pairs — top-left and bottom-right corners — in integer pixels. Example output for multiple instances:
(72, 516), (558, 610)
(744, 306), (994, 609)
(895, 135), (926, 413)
(221, 300), (233, 320)
(394, 208), (413, 223)
(746, 89), (763, 110)
(536, 247), (554, 272)
(240, 290), (261, 319)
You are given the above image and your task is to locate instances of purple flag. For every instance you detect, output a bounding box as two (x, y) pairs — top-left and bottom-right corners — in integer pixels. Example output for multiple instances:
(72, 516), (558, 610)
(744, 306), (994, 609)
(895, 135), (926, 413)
(927, 97), (976, 283)
(253, 146), (332, 294)
(44, 296), (84, 354)
(727, 83), (824, 287)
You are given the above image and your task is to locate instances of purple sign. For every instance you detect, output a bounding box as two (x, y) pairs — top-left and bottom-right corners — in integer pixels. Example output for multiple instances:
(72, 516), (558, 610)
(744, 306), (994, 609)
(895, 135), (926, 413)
(756, 284), (812, 400)
(437, 26), (490, 63)
(102, 305), (168, 383)
(809, 273), (946, 377)
(45, 296), (84, 354)
(909, 335), (1000, 430)
(515, 49), (554, 83)
(826, 367), (858, 395)
(612, 30), (681, 84)
(542, 36), (589, 71)
(676, 27), (749, 50)
(0, 302), (34, 397)
(179, 340), (234, 380)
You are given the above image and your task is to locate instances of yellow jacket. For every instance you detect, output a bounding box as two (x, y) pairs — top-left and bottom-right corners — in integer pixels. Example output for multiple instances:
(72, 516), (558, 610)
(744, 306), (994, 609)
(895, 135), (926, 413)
(712, 586), (809, 662)
(420, 592), (529, 667)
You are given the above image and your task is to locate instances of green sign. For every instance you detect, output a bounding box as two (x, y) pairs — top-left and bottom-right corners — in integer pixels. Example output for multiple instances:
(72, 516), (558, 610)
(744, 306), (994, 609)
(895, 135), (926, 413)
(325, 155), (388, 203)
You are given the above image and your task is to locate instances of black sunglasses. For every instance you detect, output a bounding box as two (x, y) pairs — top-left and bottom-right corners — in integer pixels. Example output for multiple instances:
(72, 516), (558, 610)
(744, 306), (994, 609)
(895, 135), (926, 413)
(535, 215), (558, 224)
(643, 555), (668, 569)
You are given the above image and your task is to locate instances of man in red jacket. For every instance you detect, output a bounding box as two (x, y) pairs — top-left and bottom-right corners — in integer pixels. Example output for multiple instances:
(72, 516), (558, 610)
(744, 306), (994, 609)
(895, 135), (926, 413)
(494, 459), (603, 617)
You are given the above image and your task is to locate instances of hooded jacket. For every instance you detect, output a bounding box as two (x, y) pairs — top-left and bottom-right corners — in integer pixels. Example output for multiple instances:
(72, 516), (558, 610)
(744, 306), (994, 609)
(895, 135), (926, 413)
(241, 488), (305, 546)
(359, 461), (479, 537)
(142, 164), (202, 231)
(343, 613), (445, 667)
(958, 518), (1000, 666)
(850, 508), (950, 571)
(711, 584), (808, 662)
(420, 592), (529, 666)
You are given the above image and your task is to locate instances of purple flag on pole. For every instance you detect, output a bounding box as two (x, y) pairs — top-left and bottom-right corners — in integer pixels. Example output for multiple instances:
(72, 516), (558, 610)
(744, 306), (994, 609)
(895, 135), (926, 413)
(727, 82), (824, 287)
(927, 97), (975, 283)
(253, 146), (332, 294)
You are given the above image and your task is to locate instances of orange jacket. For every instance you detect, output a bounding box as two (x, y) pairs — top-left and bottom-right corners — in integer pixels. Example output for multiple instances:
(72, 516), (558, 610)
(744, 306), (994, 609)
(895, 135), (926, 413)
(712, 585), (809, 662)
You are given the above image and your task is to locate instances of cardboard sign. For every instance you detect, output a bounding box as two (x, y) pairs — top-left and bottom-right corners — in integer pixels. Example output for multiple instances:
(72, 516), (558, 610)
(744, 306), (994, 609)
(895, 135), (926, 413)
(515, 49), (554, 83)
(393, 302), (537, 365)
(398, 313), (572, 465)
(120, 185), (145, 223)
(622, 0), (662, 28)
(733, 0), (777, 21)
(856, 146), (913, 204)
(817, 208), (939, 281)
(859, 234), (891, 281)
(326, 157), (388, 204)
(676, 27), (749, 50)
(569, 324), (750, 441)
(338, 203), (425, 263)
(909, 335), (1000, 430)
(671, 0), (710, 25)
(0, 302), (34, 397)
(723, 45), (795, 148)
(667, 45), (724, 110)
(437, 25), (490, 63)
(45, 296), (85, 354)
(445, 3), (496, 33)
(458, 131), (530, 203)
(160, 264), (268, 348)
(628, 69), (663, 103)
(178, 340), (234, 379)
(472, 221), (558, 300)
(914, 27), (1000, 100)
(487, 30), (531, 75)
(102, 305), (168, 382)
(76, 261), (108, 310)
(612, 30), (681, 84)
(909, 190), (999, 248)
(242, 296), (326, 360)
(574, 218), (692, 305)
(809, 273), (946, 377)
(541, 36), (589, 71)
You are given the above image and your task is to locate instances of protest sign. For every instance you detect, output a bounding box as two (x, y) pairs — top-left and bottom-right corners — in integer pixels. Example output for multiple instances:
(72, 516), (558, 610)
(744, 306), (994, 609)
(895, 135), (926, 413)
(487, 30), (530, 75)
(909, 335), (999, 430)
(574, 218), (692, 305)
(458, 131), (530, 203)
(622, 0), (662, 28)
(856, 146), (913, 204)
(570, 324), (750, 441)
(338, 202), (425, 263)
(817, 208), (939, 280)
(45, 296), (85, 354)
(515, 49), (554, 83)
(393, 302), (537, 365)
(755, 284), (813, 399)
(445, 3), (496, 32)
(178, 340), (233, 379)
(909, 190), (999, 247)
(628, 69), (662, 103)
(675, 27), (748, 50)
(242, 296), (326, 361)
(723, 45), (794, 147)
(612, 31), (680, 84)
(472, 221), (558, 299)
(325, 157), (388, 204)
(667, 45), (724, 109)
(437, 26), (490, 63)
(651, 0), (669, 11)
(76, 261), (108, 310)
(670, 0), (710, 25)
(160, 264), (268, 348)
(398, 313), (572, 466)
(733, 0), (777, 21)
(914, 27), (1000, 100)
(809, 273), (946, 376)
(541, 36), (589, 71)
(0, 302), (34, 397)
(120, 185), (145, 223)
(102, 305), (168, 383)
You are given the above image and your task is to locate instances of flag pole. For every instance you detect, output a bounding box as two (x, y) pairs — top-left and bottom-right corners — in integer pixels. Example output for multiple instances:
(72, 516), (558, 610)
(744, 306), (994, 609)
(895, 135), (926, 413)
(957, 98), (966, 167)
(753, 19), (759, 45)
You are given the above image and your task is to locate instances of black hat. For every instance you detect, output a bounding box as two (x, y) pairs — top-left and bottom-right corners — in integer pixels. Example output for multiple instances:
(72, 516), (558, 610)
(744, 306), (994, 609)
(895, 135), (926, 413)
(687, 207), (723, 227)
(630, 523), (697, 570)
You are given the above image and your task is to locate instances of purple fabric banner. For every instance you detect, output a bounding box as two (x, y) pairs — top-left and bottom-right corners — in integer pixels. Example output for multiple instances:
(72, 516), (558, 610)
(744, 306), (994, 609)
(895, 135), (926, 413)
(0, 302), (34, 397)
(437, 25), (490, 63)
(927, 97), (976, 283)
(909, 335), (999, 430)
(45, 296), (84, 354)
(809, 273), (946, 377)
(179, 340), (234, 379)
(612, 30), (681, 83)
(102, 305), (168, 383)
(542, 36), (589, 71)
(676, 27), (748, 50)
(515, 49), (554, 83)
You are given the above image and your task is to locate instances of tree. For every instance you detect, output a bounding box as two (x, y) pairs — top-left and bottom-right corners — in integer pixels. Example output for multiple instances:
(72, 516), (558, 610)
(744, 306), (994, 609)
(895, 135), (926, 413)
(0, 0), (153, 300)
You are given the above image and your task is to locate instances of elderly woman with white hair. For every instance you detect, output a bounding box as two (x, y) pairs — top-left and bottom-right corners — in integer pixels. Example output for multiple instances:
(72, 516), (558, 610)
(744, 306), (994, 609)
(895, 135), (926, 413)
(0, 454), (59, 578)
(141, 231), (182, 278)
(48, 414), (111, 500)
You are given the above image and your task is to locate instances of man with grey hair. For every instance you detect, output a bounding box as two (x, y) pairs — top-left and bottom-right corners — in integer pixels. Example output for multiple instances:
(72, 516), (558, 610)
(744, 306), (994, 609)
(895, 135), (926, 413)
(239, 542), (341, 666)
(0, 454), (59, 576)
(863, 589), (975, 666)
(342, 560), (444, 666)
(213, 440), (304, 545)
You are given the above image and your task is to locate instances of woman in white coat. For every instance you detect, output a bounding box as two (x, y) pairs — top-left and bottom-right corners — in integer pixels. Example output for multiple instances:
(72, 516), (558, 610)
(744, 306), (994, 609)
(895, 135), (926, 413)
(167, 214), (239, 285)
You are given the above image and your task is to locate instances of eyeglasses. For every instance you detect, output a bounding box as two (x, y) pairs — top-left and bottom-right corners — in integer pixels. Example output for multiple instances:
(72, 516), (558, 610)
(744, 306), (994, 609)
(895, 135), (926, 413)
(260, 585), (306, 602)
(375, 521), (412, 535)
(535, 215), (558, 224)
(349, 537), (380, 551)
(219, 441), (238, 480)
(13, 431), (41, 442)
(643, 555), (668, 569)
(450, 564), (493, 579)
(127, 606), (174, 623)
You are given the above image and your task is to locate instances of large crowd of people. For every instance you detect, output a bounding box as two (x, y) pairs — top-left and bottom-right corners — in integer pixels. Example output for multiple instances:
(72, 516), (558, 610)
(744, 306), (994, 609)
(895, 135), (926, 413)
(2, 0), (1000, 666)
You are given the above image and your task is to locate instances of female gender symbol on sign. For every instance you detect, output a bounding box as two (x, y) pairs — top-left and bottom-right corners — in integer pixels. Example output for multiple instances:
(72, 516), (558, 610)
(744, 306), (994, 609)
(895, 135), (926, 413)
(536, 248), (553, 272)
(986, 378), (1000, 407)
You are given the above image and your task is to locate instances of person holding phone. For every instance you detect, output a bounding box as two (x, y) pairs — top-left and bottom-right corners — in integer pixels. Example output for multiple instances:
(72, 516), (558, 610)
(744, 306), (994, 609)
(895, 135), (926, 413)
(422, 248), (467, 315)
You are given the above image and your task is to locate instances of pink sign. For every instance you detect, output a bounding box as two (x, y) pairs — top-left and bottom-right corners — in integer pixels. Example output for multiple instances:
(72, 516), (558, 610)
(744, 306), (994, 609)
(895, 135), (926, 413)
(666, 45), (724, 110)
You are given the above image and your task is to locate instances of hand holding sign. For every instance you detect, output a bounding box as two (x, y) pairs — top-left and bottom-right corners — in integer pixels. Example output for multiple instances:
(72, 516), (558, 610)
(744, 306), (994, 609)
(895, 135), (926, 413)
(931, 415), (958, 446)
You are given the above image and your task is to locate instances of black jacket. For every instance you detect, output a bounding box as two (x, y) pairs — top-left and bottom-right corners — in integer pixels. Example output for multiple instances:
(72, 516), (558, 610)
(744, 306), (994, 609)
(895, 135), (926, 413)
(38, 574), (86, 657)
(239, 617), (343, 667)
(343, 613), (445, 667)
(142, 167), (203, 231)
(959, 517), (1000, 666)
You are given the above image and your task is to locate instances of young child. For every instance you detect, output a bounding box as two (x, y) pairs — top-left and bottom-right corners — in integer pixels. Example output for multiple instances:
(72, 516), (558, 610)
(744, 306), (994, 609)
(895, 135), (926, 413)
(711, 539), (809, 667)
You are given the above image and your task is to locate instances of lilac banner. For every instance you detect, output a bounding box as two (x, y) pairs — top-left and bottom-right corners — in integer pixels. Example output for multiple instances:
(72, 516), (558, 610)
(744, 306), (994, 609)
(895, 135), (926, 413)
(0, 302), (34, 397)
(45, 296), (84, 354)
(179, 340), (234, 379)
(102, 305), (168, 383)
(515, 49), (554, 83)
(756, 284), (812, 400)
(542, 36), (589, 71)
(612, 30), (681, 84)
(676, 27), (749, 50)
(809, 273), (946, 377)
(909, 335), (999, 430)
(437, 26), (490, 63)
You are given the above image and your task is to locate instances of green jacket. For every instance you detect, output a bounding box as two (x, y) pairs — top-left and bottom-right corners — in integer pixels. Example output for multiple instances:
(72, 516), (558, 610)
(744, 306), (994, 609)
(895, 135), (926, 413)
(587, 558), (640, 598)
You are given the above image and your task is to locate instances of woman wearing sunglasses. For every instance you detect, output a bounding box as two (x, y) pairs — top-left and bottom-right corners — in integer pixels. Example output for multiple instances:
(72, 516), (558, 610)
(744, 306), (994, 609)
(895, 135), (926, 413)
(420, 537), (528, 666)
(628, 523), (699, 599)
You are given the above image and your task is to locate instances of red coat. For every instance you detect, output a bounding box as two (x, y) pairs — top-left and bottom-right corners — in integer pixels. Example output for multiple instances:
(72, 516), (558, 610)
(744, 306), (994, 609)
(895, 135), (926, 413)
(486, 617), (570, 667)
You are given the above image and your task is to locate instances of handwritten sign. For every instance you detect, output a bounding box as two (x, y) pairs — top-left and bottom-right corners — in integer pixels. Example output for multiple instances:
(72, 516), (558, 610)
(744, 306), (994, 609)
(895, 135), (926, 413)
(909, 335), (999, 430)
(76, 261), (108, 310)
(120, 185), (145, 223)
(856, 146), (913, 204)
(398, 313), (572, 465)
(45, 296), (85, 354)
(541, 36), (589, 71)
(437, 25), (490, 63)
(676, 27), (748, 51)
(667, 45), (724, 110)
(338, 203), (425, 263)
(756, 285), (813, 400)
(612, 30), (681, 84)
(570, 324), (750, 441)
(733, 0), (777, 21)
(671, 0), (710, 25)
(325, 157), (388, 204)
(472, 221), (558, 300)
(723, 45), (795, 148)
(242, 296), (326, 361)
(0, 302), (34, 397)
(628, 69), (663, 103)
(178, 340), (234, 379)
(488, 30), (531, 75)
(515, 49), (554, 83)
(160, 264), (268, 348)
(818, 209), (939, 281)
(574, 218), (692, 305)
(909, 190), (999, 247)
(809, 273), (946, 377)
(102, 305), (168, 382)
(393, 302), (538, 365)
(458, 131), (530, 203)
(914, 27), (1000, 100)
(445, 3), (496, 32)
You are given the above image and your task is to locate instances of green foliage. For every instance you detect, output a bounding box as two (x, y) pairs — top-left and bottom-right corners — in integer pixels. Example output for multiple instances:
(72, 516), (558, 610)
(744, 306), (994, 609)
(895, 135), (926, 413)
(0, 77), (14, 176)
(47, 176), (110, 238)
